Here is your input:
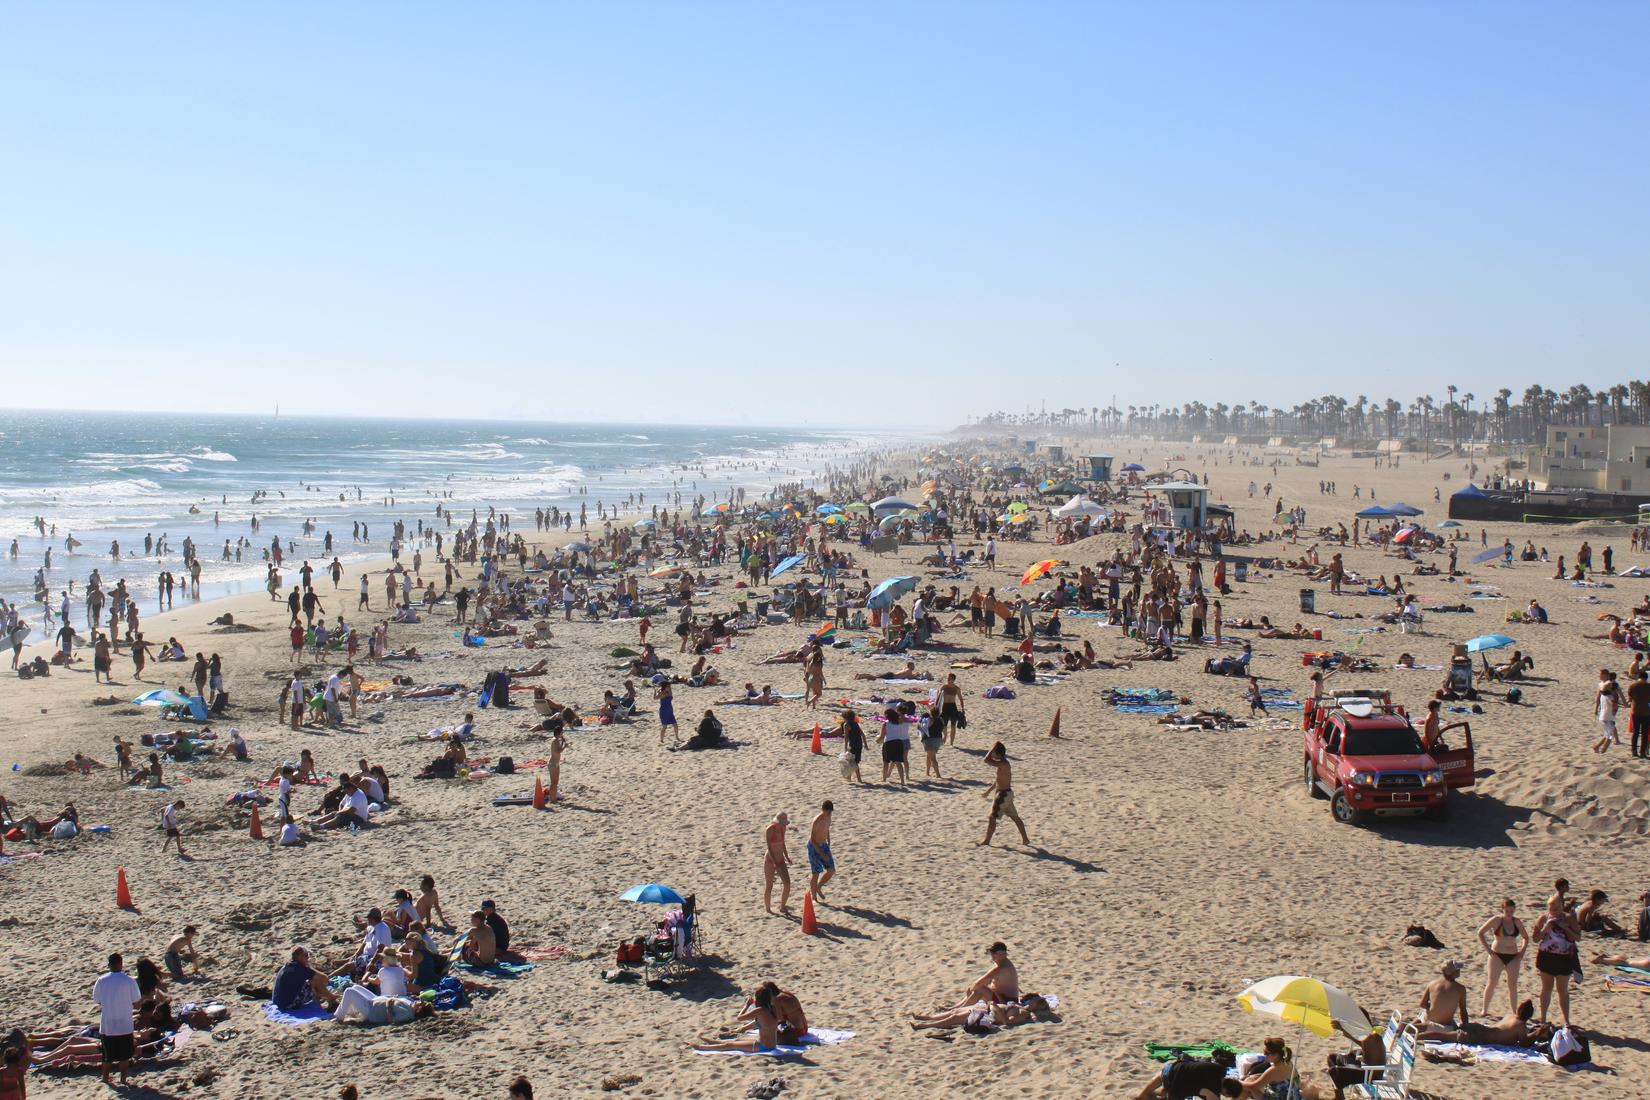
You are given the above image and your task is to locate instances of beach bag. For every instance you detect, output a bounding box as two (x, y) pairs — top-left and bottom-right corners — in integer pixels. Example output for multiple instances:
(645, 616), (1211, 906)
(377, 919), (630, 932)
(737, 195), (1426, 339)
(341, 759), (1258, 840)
(496, 756), (515, 775)
(1548, 1027), (1590, 1066)
(51, 820), (79, 839)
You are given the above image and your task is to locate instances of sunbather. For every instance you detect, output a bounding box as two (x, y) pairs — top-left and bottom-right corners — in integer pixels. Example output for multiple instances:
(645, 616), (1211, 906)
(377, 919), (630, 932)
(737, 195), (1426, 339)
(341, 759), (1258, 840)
(694, 986), (781, 1052)
(909, 994), (1051, 1033)
(1416, 998), (1548, 1046)
(722, 982), (808, 1044)
(1133, 1051), (1241, 1099)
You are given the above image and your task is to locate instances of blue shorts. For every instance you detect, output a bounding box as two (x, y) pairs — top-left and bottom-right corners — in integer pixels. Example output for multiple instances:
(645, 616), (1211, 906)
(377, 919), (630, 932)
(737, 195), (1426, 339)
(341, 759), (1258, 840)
(807, 841), (833, 874)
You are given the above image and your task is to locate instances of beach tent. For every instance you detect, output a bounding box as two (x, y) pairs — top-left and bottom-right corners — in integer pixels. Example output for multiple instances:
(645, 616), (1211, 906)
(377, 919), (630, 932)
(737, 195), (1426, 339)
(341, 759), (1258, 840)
(1452, 483), (1488, 497)
(1386, 503), (1424, 517)
(1054, 496), (1108, 519)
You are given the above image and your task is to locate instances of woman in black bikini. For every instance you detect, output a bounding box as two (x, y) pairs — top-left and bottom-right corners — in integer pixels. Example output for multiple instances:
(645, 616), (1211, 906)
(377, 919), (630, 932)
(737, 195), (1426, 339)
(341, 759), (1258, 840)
(1477, 897), (1529, 1016)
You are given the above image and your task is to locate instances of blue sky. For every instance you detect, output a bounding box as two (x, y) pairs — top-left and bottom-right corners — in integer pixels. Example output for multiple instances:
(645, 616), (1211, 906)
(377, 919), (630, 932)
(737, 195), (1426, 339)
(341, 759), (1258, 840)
(0, 1), (1644, 426)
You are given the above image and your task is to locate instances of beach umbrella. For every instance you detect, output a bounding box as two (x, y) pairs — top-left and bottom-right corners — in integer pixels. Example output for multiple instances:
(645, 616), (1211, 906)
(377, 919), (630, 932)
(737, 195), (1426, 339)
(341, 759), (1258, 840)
(132, 688), (192, 708)
(878, 515), (905, 532)
(1438, 520), (1462, 528)
(1009, 512), (1034, 525)
(1007, 501), (1029, 513)
(822, 513), (848, 525)
(1020, 559), (1059, 586)
(816, 503), (842, 515)
(633, 518), (657, 528)
(1386, 503), (1424, 517)
(620, 883), (685, 905)
(867, 575), (919, 609)
(1236, 975), (1371, 1039)
(1121, 462), (1145, 472)
(871, 496), (918, 514)
(648, 565), (681, 577)
(770, 553), (806, 580)
(1471, 546), (1503, 564)
(1355, 505), (1392, 518)
(843, 502), (872, 513)
(1392, 527), (1417, 544)
(1464, 633), (1515, 653)
(701, 503), (729, 517)
(564, 541), (592, 553)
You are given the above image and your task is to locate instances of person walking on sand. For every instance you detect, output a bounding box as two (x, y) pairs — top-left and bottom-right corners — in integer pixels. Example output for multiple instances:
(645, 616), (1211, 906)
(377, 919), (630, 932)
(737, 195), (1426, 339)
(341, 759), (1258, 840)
(807, 801), (834, 902)
(656, 680), (678, 746)
(1593, 669), (1623, 753)
(979, 742), (1029, 847)
(763, 812), (792, 915)
(160, 799), (186, 857)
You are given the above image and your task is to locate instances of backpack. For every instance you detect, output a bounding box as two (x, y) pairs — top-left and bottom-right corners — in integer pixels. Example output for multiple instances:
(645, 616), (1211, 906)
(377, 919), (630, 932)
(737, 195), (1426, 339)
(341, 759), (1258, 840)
(496, 756), (515, 775)
(1548, 1027), (1591, 1067)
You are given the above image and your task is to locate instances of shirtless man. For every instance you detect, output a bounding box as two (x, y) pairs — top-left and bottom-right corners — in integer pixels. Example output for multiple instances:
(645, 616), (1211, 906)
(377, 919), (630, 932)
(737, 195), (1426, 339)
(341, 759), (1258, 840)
(1418, 960), (1469, 1032)
(1417, 998), (1546, 1047)
(807, 801), (834, 902)
(934, 941), (1020, 1011)
(763, 813), (792, 915)
(461, 910), (497, 966)
(979, 742), (1029, 847)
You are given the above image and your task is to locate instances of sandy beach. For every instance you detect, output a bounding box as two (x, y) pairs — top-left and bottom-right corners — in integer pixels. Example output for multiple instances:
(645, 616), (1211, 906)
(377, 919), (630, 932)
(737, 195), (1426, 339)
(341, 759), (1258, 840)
(3, 442), (1649, 1100)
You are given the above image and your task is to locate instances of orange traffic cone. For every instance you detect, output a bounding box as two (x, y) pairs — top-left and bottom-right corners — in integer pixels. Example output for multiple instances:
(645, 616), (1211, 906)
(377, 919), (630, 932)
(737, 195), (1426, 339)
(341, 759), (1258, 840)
(248, 802), (264, 840)
(801, 890), (818, 935)
(532, 774), (547, 810)
(809, 723), (823, 755)
(116, 866), (135, 909)
(1048, 707), (1062, 739)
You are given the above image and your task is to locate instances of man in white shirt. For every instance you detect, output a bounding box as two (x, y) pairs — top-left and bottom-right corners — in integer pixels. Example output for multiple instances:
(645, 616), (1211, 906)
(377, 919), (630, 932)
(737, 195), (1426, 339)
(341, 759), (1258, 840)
(160, 799), (186, 856)
(331, 907), (394, 978)
(324, 672), (343, 726)
(93, 953), (142, 1085)
(313, 778), (370, 830)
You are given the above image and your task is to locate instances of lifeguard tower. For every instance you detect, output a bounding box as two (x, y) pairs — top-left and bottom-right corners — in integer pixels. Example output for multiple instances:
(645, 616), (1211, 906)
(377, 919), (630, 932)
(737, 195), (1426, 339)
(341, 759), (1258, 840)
(1157, 481), (1209, 530)
(1043, 444), (1065, 462)
(1085, 454), (1113, 482)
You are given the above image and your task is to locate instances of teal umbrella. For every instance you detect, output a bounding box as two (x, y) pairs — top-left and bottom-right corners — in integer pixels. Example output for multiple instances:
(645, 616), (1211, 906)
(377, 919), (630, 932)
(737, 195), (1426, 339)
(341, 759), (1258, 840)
(621, 883), (685, 904)
(1464, 634), (1514, 653)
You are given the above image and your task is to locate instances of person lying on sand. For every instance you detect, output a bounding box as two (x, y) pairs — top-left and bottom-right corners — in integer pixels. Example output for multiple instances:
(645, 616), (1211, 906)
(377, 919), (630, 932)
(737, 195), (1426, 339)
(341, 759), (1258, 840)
(719, 684), (780, 706)
(1417, 998), (1548, 1046)
(1157, 711), (1236, 731)
(854, 660), (930, 681)
(909, 995), (1051, 1033)
(1259, 622), (1313, 639)
(1132, 1050), (1241, 1099)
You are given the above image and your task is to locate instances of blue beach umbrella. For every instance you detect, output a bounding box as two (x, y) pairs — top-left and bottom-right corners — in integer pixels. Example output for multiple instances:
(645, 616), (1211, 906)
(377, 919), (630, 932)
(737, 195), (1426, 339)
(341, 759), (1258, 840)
(1386, 503), (1424, 517)
(1356, 505), (1392, 518)
(132, 688), (192, 708)
(816, 503), (842, 514)
(770, 553), (806, 580)
(1121, 462), (1145, 472)
(1463, 634), (1515, 653)
(1438, 520), (1462, 528)
(620, 883), (685, 905)
(867, 575), (919, 609)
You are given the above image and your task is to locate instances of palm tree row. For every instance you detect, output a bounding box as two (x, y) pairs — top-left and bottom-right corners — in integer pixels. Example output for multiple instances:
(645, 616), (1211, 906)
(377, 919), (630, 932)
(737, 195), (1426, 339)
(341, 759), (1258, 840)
(969, 382), (1650, 447)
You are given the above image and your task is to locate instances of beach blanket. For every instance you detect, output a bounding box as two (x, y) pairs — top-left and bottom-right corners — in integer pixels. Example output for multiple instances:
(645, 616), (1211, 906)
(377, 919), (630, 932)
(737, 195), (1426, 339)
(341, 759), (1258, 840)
(455, 959), (536, 979)
(693, 1027), (858, 1056)
(1117, 704), (1178, 714)
(1394, 663), (1444, 671)
(1422, 1041), (1590, 1068)
(32, 1026), (190, 1069)
(261, 1000), (332, 1025)
(1144, 1040), (1250, 1062)
(1616, 964), (1650, 976)
(1604, 975), (1650, 993)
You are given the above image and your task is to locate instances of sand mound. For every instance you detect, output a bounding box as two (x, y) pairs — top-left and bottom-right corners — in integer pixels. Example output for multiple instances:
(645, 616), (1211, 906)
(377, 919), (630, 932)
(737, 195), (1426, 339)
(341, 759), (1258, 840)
(1507, 762), (1650, 838)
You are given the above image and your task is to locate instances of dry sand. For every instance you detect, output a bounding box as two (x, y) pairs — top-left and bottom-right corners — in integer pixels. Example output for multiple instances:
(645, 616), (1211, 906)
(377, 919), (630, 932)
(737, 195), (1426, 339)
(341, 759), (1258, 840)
(2, 446), (1648, 1099)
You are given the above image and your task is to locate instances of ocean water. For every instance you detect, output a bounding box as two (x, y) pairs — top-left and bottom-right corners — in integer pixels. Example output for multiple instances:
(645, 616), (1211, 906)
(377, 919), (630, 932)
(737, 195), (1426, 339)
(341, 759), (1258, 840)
(0, 411), (886, 633)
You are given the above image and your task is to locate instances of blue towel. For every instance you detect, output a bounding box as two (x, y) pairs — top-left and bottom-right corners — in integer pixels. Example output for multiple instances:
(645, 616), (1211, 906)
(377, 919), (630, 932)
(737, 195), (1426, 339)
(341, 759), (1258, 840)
(1116, 704), (1178, 714)
(456, 959), (536, 978)
(261, 1000), (332, 1025)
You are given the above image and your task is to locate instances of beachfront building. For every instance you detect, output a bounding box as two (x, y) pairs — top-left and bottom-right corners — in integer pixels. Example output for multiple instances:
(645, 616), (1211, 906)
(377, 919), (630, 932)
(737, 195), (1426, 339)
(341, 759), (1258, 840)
(1527, 424), (1650, 493)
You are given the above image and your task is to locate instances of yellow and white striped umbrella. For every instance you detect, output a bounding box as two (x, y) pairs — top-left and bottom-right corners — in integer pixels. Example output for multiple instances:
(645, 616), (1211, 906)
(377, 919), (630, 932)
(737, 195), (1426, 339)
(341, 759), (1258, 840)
(1235, 975), (1371, 1039)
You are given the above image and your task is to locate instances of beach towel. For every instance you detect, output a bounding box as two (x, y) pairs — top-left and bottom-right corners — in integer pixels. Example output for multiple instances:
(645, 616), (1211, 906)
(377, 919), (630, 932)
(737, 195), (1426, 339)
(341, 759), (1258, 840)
(1604, 975), (1650, 993)
(1143, 1040), (1250, 1062)
(1116, 704), (1178, 714)
(1615, 964), (1650, 977)
(456, 959), (535, 978)
(693, 1028), (858, 1056)
(261, 1000), (333, 1025)
(1394, 663), (1444, 671)
(1423, 1041), (1587, 1067)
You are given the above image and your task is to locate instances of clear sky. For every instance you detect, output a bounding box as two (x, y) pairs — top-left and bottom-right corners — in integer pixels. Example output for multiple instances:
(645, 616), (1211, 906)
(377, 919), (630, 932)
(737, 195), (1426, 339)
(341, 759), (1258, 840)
(1, 1), (1644, 427)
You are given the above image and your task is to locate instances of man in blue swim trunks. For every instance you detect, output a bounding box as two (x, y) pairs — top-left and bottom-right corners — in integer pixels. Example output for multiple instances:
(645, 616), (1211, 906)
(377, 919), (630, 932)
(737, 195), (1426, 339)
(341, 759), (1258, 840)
(807, 801), (834, 902)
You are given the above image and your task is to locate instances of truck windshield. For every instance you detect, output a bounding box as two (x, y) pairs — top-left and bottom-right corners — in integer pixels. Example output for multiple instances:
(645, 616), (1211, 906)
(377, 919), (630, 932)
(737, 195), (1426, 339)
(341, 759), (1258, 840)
(1344, 726), (1425, 756)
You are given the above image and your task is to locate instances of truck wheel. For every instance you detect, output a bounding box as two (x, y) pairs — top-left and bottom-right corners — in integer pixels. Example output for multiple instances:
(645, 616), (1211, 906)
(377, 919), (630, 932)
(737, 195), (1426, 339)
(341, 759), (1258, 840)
(1426, 796), (1451, 820)
(1331, 790), (1365, 826)
(1305, 757), (1327, 799)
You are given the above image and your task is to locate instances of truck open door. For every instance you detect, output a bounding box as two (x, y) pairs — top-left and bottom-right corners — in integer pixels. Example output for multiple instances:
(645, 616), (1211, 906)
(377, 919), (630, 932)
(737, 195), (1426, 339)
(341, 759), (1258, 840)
(1432, 723), (1475, 789)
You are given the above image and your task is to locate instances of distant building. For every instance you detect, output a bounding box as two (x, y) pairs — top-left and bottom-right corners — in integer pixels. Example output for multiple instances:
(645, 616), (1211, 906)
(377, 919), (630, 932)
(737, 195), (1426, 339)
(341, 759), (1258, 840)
(1528, 424), (1650, 493)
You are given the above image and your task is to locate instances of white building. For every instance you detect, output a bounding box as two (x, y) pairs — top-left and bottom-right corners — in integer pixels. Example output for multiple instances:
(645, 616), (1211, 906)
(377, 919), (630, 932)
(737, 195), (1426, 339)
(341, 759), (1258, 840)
(1528, 424), (1650, 493)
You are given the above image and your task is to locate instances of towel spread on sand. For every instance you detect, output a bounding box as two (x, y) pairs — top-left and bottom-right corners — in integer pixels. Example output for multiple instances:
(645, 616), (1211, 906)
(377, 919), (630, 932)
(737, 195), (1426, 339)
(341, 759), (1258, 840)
(1423, 1041), (1591, 1068)
(261, 1000), (333, 1025)
(456, 960), (536, 978)
(1143, 1040), (1250, 1062)
(693, 1028), (858, 1056)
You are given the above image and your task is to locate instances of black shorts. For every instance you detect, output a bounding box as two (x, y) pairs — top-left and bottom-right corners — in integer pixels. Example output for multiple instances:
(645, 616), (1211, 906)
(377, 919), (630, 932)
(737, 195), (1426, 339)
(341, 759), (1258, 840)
(1536, 949), (1576, 976)
(882, 741), (907, 764)
(101, 1032), (135, 1061)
